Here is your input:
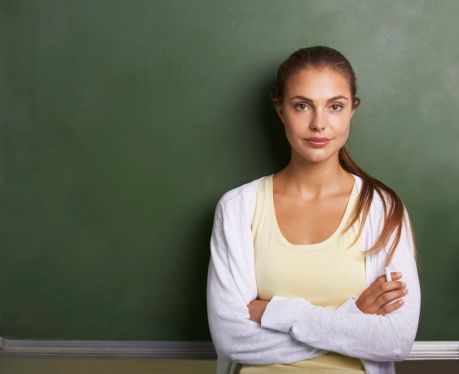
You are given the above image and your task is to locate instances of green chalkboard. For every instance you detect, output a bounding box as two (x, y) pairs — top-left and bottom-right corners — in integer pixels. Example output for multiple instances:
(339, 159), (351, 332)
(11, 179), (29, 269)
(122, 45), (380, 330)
(0, 0), (458, 341)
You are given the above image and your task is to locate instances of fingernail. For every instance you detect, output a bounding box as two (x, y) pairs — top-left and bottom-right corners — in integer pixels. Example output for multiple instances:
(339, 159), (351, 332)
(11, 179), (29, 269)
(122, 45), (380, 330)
(399, 299), (404, 304)
(401, 282), (407, 287)
(395, 272), (402, 277)
(402, 289), (409, 295)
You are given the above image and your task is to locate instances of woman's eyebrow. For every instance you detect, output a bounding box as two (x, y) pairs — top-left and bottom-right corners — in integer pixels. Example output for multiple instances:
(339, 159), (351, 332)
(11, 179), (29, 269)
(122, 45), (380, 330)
(289, 95), (349, 102)
(328, 95), (349, 102)
(289, 95), (313, 102)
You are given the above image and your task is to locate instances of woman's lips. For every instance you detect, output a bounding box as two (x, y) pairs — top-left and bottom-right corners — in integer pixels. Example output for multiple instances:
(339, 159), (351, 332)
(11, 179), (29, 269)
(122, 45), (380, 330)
(305, 137), (330, 147)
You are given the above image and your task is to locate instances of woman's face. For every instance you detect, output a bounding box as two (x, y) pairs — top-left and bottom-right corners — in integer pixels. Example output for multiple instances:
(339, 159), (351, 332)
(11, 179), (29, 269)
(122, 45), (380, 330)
(275, 67), (356, 166)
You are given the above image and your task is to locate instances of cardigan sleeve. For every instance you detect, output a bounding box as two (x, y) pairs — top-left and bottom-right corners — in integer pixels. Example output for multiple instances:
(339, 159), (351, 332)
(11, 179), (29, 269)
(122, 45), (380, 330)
(207, 195), (327, 364)
(260, 207), (420, 362)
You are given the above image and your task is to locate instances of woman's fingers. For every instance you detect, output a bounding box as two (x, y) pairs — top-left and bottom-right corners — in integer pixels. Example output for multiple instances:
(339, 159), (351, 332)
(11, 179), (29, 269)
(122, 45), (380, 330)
(361, 281), (404, 306)
(375, 272), (402, 284)
(377, 299), (405, 316)
(375, 287), (408, 309)
(376, 272), (402, 285)
(371, 273), (405, 296)
(356, 272), (408, 314)
(379, 280), (406, 294)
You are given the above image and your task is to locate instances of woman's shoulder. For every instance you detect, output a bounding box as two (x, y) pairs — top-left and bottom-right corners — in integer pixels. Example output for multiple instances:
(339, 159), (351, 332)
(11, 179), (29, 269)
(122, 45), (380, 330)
(216, 176), (265, 211)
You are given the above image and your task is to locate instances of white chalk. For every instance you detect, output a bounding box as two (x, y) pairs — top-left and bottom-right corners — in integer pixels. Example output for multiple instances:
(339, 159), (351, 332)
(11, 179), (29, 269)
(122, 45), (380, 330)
(385, 267), (392, 281)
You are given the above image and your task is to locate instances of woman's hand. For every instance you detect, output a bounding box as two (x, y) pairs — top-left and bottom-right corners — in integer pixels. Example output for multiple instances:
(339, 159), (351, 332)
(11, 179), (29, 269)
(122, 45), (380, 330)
(248, 298), (269, 324)
(355, 272), (408, 315)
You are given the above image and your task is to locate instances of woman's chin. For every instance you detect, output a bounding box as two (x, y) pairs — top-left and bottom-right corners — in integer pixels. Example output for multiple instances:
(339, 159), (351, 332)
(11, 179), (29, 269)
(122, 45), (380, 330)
(291, 149), (339, 166)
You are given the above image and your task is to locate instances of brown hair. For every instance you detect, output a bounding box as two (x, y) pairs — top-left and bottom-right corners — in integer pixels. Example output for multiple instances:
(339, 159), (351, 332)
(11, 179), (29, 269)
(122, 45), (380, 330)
(272, 46), (416, 266)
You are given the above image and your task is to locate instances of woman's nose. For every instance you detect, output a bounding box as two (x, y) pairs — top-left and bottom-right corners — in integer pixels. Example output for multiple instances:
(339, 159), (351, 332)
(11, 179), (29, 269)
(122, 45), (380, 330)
(309, 111), (326, 131)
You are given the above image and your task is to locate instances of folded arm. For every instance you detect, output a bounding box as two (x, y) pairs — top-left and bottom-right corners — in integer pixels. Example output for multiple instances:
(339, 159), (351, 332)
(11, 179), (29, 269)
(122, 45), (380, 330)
(207, 200), (327, 364)
(260, 215), (420, 362)
(208, 188), (420, 364)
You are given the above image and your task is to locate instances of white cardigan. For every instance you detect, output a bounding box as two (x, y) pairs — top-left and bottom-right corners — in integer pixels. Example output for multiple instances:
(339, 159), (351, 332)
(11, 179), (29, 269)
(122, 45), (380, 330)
(207, 175), (420, 374)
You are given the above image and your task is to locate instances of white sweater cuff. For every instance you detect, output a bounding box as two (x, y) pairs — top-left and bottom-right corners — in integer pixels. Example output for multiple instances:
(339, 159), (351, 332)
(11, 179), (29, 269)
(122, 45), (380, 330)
(336, 296), (365, 314)
(261, 296), (364, 333)
(261, 296), (306, 333)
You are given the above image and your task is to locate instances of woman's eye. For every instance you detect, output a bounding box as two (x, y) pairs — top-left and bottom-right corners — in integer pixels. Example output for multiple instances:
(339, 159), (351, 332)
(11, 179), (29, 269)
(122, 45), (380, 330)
(330, 104), (343, 111)
(295, 103), (308, 111)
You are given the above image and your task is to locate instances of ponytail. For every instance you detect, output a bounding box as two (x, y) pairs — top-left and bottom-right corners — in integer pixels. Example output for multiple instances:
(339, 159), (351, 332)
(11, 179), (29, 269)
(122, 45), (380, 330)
(339, 147), (417, 266)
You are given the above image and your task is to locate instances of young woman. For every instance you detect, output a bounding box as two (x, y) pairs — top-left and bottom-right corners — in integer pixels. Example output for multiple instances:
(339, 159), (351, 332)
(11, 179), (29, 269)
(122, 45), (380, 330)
(207, 46), (420, 374)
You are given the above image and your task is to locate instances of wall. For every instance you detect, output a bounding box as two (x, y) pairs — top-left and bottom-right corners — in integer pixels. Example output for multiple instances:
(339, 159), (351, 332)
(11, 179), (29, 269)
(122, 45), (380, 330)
(1, 0), (458, 343)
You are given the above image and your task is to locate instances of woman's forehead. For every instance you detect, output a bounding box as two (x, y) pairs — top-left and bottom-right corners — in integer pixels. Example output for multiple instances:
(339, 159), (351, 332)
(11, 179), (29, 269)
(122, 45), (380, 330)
(285, 67), (352, 98)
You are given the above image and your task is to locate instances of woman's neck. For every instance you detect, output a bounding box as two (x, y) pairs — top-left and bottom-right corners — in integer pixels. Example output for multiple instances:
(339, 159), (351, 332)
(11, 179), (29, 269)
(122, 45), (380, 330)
(274, 156), (353, 199)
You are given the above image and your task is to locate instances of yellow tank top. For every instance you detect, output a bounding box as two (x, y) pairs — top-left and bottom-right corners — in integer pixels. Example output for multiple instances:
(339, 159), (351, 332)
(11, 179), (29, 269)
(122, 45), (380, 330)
(238, 175), (366, 373)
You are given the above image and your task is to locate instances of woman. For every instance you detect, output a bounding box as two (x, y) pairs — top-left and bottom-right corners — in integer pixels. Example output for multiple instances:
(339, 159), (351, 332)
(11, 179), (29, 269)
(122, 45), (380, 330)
(207, 46), (420, 374)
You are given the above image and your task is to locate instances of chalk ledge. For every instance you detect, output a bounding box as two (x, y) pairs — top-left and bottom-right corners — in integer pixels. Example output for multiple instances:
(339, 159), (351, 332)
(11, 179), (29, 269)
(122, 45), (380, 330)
(0, 339), (457, 360)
